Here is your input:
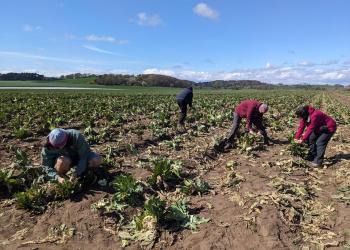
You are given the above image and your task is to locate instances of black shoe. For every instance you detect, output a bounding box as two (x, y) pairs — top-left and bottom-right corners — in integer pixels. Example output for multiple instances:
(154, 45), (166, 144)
(224, 142), (233, 150)
(305, 155), (315, 162)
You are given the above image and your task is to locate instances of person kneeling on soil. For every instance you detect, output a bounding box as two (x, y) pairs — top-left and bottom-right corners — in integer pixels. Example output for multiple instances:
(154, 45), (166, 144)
(225, 99), (271, 147)
(294, 105), (337, 167)
(176, 86), (193, 129)
(42, 128), (102, 183)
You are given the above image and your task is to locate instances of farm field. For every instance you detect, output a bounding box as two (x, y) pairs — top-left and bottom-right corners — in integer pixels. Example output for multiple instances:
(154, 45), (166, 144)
(0, 88), (350, 250)
(0, 77), (96, 86)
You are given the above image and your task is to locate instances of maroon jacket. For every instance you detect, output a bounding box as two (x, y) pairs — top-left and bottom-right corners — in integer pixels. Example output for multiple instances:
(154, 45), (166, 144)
(235, 99), (265, 131)
(295, 106), (337, 142)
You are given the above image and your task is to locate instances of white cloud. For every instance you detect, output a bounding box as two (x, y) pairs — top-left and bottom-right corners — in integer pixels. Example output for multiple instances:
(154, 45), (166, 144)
(144, 68), (176, 76)
(85, 34), (128, 44)
(82, 45), (120, 56)
(109, 69), (130, 74)
(143, 65), (350, 84)
(43, 68), (129, 77)
(320, 72), (346, 80)
(0, 50), (98, 65)
(23, 24), (41, 32)
(193, 3), (219, 20)
(298, 60), (339, 67)
(136, 12), (162, 27)
(86, 35), (114, 42)
(298, 61), (315, 67)
(265, 62), (279, 69)
(23, 69), (39, 73)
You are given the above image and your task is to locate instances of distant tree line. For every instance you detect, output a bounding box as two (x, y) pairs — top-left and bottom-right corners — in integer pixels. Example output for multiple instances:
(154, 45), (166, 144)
(0, 72), (346, 90)
(282, 83), (345, 90)
(0, 73), (44, 81)
(93, 74), (193, 88)
(59, 73), (98, 79)
(194, 80), (273, 89)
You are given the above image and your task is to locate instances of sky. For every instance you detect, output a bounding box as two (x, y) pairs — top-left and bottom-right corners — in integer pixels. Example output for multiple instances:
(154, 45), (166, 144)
(0, 0), (349, 84)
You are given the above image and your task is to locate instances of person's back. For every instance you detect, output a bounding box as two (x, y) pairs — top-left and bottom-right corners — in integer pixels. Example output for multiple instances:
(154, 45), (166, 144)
(176, 87), (193, 105)
(235, 99), (261, 118)
(225, 99), (270, 146)
(308, 106), (336, 133)
(42, 129), (87, 155)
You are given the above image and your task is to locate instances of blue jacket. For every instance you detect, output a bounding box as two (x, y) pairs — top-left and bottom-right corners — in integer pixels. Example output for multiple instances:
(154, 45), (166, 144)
(176, 87), (193, 107)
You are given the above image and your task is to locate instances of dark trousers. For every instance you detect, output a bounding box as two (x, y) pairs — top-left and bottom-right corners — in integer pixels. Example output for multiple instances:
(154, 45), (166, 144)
(227, 112), (241, 142)
(177, 99), (187, 125)
(227, 112), (268, 143)
(308, 131), (334, 165)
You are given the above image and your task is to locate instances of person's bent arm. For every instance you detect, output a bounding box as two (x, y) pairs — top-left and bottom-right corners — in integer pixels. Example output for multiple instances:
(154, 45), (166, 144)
(41, 148), (59, 181)
(301, 117), (319, 142)
(294, 119), (306, 140)
(75, 134), (91, 176)
(246, 106), (255, 130)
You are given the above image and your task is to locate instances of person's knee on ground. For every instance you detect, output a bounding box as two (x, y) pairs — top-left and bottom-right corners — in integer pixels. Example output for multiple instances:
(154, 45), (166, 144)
(88, 155), (102, 168)
(55, 156), (72, 175)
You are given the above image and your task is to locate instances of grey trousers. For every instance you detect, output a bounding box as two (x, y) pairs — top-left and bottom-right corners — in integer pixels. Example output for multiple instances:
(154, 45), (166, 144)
(227, 112), (241, 142)
(227, 112), (268, 143)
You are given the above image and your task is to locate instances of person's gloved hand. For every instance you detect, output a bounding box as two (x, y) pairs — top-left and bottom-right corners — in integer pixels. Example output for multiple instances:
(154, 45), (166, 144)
(57, 176), (65, 183)
(249, 129), (256, 134)
(69, 174), (78, 182)
(294, 139), (303, 144)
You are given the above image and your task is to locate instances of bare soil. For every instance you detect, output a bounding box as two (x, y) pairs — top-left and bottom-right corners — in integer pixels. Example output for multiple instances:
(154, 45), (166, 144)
(1, 94), (350, 250)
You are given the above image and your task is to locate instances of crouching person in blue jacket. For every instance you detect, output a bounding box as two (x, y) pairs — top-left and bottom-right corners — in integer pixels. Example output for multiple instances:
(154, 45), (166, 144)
(42, 128), (102, 183)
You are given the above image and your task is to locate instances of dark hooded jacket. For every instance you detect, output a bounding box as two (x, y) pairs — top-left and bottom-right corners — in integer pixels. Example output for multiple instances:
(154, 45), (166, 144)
(176, 87), (193, 107)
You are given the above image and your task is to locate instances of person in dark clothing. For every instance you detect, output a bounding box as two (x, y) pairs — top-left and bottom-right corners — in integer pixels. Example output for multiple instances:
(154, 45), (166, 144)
(226, 99), (271, 145)
(176, 87), (193, 126)
(294, 105), (337, 166)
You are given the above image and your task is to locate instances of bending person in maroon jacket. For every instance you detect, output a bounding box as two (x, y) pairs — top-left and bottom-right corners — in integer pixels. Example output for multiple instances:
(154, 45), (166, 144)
(226, 99), (271, 145)
(294, 105), (337, 166)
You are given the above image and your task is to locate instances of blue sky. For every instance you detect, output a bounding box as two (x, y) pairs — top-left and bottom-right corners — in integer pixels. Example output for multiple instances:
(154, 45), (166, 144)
(0, 0), (349, 84)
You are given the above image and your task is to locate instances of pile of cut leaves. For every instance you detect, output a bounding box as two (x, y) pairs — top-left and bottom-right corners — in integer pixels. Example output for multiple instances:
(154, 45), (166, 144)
(241, 171), (339, 249)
